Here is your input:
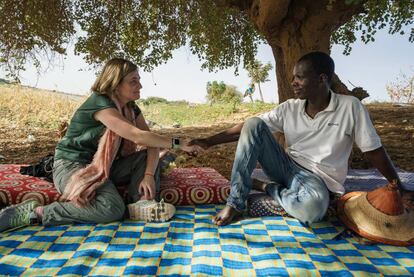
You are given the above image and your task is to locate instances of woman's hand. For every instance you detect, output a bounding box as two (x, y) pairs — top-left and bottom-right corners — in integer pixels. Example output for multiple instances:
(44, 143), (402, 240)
(138, 175), (156, 200)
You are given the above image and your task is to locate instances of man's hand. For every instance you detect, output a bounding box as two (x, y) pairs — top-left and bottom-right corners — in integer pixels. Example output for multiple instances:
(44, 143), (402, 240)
(180, 139), (205, 156)
(138, 175), (156, 200)
(188, 138), (210, 150)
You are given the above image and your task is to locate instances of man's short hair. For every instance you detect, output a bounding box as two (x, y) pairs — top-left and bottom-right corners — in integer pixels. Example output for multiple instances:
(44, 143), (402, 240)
(297, 51), (335, 83)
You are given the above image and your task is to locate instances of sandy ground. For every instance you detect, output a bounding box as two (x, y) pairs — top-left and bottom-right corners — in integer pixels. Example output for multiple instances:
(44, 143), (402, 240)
(0, 103), (413, 180)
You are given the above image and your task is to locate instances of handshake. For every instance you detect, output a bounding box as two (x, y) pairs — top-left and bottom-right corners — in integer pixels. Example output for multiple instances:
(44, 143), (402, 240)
(172, 137), (210, 156)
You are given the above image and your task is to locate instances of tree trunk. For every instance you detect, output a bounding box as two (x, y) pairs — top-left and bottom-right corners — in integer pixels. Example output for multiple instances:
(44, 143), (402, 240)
(233, 0), (365, 103)
(269, 27), (332, 102)
(257, 82), (264, 102)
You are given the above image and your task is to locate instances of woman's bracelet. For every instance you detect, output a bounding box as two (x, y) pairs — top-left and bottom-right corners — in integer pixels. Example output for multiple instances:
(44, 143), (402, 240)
(144, 172), (154, 177)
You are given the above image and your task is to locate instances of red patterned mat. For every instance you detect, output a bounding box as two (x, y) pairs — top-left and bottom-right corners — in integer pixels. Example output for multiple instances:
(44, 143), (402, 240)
(0, 164), (61, 206)
(0, 165), (230, 206)
(160, 167), (230, 205)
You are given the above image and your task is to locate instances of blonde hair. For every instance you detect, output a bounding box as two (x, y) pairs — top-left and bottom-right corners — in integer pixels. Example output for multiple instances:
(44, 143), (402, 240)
(91, 58), (138, 97)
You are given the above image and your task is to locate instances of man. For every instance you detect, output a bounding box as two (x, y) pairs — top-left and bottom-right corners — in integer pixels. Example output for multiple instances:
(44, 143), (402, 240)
(190, 51), (407, 226)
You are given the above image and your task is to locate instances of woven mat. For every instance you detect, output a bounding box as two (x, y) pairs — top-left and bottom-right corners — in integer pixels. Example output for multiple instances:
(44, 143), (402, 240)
(1, 205), (413, 276)
(344, 168), (414, 191)
(251, 168), (414, 192)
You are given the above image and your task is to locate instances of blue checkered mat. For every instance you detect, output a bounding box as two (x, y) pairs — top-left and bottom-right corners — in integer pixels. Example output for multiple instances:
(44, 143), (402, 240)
(1, 205), (413, 276)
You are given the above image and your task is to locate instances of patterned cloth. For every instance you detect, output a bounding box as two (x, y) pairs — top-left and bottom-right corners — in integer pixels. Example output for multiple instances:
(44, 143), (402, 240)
(159, 168), (230, 206)
(0, 165), (230, 207)
(0, 165), (62, 207)
(0, 205), (413, 276)
(247, 193), (287, 217)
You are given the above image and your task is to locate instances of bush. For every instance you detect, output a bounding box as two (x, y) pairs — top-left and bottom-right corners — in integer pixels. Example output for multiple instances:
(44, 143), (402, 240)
(386, 70), (414, 104)
(206, 81), (243, 105)
(0, 78), (10, 84)
(169, 100), (189, 105)
(139, 96), (169, 105)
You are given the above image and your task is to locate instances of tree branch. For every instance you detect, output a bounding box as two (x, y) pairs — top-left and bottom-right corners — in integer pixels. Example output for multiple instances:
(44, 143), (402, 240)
(331, 73), (369, 100)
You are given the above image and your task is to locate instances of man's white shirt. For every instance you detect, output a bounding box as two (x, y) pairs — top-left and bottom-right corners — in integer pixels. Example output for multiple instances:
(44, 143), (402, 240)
(259, 91), (382, 194)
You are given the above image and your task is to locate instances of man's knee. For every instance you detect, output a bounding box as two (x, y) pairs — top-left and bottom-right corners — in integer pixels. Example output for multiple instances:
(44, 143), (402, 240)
(293, 197), (329, 224)
(242, 117), (265, 133)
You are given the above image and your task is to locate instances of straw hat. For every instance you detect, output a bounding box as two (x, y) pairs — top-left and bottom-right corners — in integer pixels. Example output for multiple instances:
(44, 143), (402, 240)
(337, 182), (414, 246)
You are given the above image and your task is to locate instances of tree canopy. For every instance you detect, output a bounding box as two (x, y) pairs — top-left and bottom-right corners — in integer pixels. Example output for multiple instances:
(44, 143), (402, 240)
(1, 0), (413, 101)
(332, 0), (414, 55)
(0, 0), (260, 78)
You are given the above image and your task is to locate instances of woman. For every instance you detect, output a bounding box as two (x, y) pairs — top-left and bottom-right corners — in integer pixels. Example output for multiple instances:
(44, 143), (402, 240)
(0, 58), (202, 232)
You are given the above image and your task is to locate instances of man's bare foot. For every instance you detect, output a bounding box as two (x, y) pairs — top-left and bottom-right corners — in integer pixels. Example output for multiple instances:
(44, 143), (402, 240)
(212, 206), (242, 226)
(252, 179), (267, 192)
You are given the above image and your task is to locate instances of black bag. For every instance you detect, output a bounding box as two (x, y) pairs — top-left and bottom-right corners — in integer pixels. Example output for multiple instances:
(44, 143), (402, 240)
(20, 154), (54, 183)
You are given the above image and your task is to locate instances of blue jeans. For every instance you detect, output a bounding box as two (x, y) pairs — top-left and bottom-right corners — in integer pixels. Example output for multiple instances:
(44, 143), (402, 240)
(227, 117), (330, 224)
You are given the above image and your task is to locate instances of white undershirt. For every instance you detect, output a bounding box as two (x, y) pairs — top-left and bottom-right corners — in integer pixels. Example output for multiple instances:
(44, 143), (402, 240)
(259, 91), (382, 194)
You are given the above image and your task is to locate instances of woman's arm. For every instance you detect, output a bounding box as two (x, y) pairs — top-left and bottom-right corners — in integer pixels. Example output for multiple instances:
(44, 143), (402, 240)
(134, 113), (159, 200)
(94, 108), (173, 149)
(135, 113), (159, 175)
(94, 107), (203, 153)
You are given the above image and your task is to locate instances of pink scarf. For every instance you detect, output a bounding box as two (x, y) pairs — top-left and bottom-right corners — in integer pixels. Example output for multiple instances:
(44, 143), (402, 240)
(62, 97), (138, 206)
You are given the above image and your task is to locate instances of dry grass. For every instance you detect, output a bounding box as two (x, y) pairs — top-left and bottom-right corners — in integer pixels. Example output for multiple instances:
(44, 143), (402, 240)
(357, 103), (414, 171)
(0, 84), (82, 130)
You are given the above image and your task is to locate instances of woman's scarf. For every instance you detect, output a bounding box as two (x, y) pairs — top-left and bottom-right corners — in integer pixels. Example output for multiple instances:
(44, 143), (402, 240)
(62, 97), (138, 206)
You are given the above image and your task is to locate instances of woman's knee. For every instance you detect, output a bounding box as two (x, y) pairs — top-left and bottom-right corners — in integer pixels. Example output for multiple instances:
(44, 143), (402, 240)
(95, 193), (126, 223)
